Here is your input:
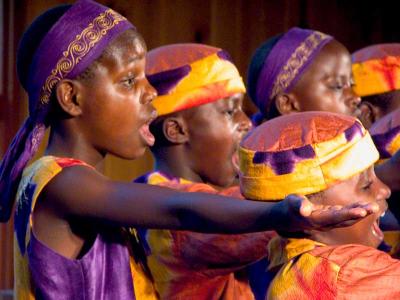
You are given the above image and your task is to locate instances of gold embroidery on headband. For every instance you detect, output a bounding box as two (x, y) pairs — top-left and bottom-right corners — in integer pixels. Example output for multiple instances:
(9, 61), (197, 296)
(270, 32), (330, 99)
(40, 9), (127, 104)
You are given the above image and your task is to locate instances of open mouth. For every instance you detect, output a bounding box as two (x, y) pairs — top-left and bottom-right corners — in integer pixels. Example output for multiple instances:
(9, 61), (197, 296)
(352, 107), (362, 119)
(139, 110), (158, 147)
(231, 150), (240, 176)
(371, 211), (386, 241)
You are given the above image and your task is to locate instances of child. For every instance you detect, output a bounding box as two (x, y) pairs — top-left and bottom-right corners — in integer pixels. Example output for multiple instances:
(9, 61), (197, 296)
(247, 27), (361, 124)
(238, 111), (400, 299)
(370, 108), (400, 256)
(352, 43), (400, 129)
(136, 43), (275, 299)
(0, 2), (371, 299)
(247, 28), (400, 255)
(352, 45), (400, 250)
(246, 27), (363, 298)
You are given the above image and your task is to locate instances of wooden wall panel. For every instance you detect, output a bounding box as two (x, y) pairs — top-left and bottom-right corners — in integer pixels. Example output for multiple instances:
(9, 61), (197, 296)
(1, 0), (23, 292)
(1, 0), (400, 291)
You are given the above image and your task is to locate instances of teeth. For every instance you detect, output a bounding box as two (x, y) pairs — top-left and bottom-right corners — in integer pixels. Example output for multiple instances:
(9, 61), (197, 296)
(381, 212), (386, 218)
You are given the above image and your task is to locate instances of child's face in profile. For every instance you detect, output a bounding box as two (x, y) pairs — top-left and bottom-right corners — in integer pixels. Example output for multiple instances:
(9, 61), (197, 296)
(313, 166), (390, 248)
(184, 94), (251, 187)
(290, 40), (361, 118)
(77, 30), (157, 160)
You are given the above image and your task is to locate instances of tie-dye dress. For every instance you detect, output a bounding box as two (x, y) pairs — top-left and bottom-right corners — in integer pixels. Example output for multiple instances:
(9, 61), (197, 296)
(267, 237), (400, 299)
(135, 171), (276, 300)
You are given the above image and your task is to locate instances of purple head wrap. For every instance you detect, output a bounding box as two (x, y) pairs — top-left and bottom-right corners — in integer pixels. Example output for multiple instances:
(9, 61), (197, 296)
(0, 0), (135, 221)
(255, 27), (333, 115)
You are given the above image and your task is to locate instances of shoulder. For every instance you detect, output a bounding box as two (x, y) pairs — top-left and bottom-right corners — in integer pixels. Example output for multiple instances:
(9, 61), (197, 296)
(310, 243), (399, 268)
(311, 244), (400, 298)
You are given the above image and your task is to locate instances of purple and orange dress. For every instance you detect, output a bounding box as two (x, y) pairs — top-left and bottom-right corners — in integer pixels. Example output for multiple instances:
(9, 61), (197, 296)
(267, 237), (400, 299)
(14, 156), (156, 300)
(135, 171), (275, 300)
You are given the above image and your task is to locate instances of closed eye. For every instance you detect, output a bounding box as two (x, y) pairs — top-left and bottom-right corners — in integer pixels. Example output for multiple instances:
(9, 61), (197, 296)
(361, 181), (373, 191)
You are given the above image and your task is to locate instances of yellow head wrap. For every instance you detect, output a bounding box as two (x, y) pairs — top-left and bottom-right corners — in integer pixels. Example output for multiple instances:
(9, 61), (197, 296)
(239, 111), (378, 201)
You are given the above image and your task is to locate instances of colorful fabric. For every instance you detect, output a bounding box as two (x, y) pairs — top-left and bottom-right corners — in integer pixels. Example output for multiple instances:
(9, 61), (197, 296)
(146, 44), (245, 116)
(266, 237), (400, 299)
(0, 0), (135, 222)
(253, 27), (333, 115)
(239, 111), (378, 200)
(135, 171), (275, 300)
(14, 156), (154, 300)
(369, 108), (400, 257)
(352, 43), (400, 97)
(370, 107), (400, 159)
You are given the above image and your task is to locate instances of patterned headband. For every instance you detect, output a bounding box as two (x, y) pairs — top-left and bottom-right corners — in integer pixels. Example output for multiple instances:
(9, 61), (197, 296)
(352, 43), (400, 97)
(255, 27), (333, 115)
(370, 108), (400, 160)
(146, 44), (245, 116)
(239, 111), (378, 201)
(0, 0), (134, 221)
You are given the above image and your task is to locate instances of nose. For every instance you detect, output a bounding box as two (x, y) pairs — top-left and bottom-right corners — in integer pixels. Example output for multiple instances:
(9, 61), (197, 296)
(141, 77), (157, 105)
(375, 178), (391, 209)
(236, 110), (252, 135)
(345, 87), (361, 111)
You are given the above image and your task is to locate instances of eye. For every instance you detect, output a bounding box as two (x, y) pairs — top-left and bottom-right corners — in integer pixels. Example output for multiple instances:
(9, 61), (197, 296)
(224, 109), (236, 117)
(330, 83), (344, 91)
(361, 181), (373, 191)
(121, 76), (137, 88)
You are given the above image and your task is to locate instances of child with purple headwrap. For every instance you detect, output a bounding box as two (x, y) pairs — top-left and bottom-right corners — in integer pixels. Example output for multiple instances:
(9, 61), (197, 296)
(247, 27), (361, 124)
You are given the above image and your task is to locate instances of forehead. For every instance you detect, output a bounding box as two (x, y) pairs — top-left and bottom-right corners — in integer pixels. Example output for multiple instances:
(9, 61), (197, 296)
(303, 40), (352, 79)
(310, 40), (351, 70)
(101, 30), (146, 65)
(327, 167), (371, 193)
(199, 93), (244, 110)
(180, 93), (244, 119)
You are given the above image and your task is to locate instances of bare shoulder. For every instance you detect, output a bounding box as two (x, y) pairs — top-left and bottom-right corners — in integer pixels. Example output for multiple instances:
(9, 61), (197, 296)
(39, 164), (111, 217)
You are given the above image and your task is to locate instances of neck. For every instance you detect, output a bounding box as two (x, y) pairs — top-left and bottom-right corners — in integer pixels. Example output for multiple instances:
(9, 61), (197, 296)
(152, 146), (203, 183)
(46, 123), (105, 172)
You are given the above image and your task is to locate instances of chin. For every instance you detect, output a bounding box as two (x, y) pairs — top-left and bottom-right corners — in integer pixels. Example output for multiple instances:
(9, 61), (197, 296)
(114, 146), (147, 160)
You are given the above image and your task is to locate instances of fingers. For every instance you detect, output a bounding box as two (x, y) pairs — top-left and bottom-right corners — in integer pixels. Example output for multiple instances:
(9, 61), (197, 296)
(310, 203), (376, 230)
(286, 194), (313, 217)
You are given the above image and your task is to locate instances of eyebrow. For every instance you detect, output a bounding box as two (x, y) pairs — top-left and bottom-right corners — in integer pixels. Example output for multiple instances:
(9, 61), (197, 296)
(126, 53), (145, 63)
(358, 169), (371, 184)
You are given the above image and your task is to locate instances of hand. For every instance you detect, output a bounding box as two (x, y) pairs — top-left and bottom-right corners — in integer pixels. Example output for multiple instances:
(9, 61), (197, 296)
(271, 194), (378, 236)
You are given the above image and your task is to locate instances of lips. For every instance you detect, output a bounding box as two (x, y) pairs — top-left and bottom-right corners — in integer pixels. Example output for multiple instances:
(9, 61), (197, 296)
(371, 210), (387, 241)
(139, 109), (158, 147)
(352, 107), (362, 119)
(231, 150), (240, 175)
(372, 218), (384, 241)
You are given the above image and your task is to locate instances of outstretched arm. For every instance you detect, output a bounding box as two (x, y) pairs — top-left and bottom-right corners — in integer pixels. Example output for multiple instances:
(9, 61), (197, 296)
(41, 165), (377, 234)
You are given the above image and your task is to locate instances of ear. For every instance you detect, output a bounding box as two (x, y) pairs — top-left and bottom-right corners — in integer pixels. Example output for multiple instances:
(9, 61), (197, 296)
(359, 102), (382, 129)
(55, 79), (83, 117)
(275, 93), (300, 115)
(162, 116), (189, 144)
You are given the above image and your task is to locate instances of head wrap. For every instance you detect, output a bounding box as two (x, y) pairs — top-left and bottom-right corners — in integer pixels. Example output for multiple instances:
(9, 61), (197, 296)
(0, 0), (135, 221)
(352, 44), (400, 97)
(247, 27), (333, 118)
(146, 43), (245, 116)
(370, 108), (400, 160)
(239, 111), (378, 201)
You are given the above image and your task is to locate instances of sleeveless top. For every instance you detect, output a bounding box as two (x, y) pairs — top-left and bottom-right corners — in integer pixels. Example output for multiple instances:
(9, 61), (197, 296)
(14, 156), (157, 300)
